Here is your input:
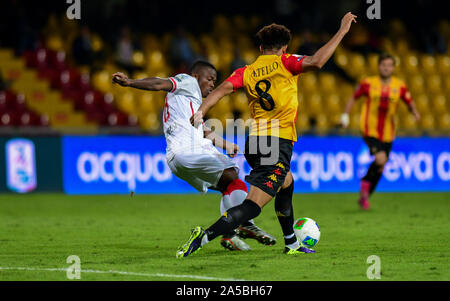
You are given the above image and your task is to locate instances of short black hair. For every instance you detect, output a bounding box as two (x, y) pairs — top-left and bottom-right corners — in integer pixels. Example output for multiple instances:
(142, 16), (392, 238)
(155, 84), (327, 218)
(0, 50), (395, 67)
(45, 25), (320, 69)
(378, 53), (396, 65)
(256, 23), (292, 50)
(190, 60), (217, 74)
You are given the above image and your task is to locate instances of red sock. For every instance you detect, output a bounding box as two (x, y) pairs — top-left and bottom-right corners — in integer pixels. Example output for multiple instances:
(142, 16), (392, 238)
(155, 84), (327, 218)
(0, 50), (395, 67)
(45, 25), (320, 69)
(360, 180), (371, 200)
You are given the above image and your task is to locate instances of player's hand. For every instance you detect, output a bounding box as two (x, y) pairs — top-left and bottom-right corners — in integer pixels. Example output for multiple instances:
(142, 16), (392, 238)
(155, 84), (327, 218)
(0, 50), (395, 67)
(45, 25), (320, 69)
(226, 143), (240, 158)
(190, 110), (204, 128)
(112, 72), (131, 87)
(339, 12), (357, 34)
(340, 113), (350, 128)
(413, 111), (421, 122)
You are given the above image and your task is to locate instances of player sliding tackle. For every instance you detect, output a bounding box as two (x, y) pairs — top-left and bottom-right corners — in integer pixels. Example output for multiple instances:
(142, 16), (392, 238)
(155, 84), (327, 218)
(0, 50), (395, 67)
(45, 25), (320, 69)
(178, 12), (357, 257)
(112, 61), (276, 252)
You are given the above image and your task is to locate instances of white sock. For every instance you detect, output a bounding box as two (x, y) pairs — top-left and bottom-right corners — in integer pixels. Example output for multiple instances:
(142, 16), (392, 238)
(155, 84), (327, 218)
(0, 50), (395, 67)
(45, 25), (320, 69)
(220, 179), (253, 223)
(285, 234), (300, 249)
(220, 194), (232, 215)
(201, 234), (209, 246)
(228, 181), (254, 224)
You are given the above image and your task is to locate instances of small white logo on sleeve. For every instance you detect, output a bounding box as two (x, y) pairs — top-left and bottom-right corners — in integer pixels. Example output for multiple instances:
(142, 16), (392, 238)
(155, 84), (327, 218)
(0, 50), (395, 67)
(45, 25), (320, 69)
(6, 139), (37, 193)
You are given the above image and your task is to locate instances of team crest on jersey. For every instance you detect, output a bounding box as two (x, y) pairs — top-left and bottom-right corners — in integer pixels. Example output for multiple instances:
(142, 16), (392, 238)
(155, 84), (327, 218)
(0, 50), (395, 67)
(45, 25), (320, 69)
(165, 124), (176, 136)
(174, 74), (189, 82)
(292, 54), (304, 62)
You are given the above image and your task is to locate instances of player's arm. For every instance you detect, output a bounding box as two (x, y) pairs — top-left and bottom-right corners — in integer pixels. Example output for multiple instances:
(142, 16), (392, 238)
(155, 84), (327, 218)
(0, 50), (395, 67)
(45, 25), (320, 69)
(112, 72), (173, 92)
(190, 80), (235, 128)
(400, 85), (421, 121)
(301, 12), (357, 72)
(340, 96), (357, 128)
(340, 80), (369, 128)
(407, 101), (420, 121)
(203, 125), (240, 158)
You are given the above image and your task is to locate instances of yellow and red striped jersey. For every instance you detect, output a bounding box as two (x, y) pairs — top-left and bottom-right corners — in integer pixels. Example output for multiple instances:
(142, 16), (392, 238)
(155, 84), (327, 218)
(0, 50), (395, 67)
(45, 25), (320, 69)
(226, 54), (306, 142)
(354, 76), (413, 142)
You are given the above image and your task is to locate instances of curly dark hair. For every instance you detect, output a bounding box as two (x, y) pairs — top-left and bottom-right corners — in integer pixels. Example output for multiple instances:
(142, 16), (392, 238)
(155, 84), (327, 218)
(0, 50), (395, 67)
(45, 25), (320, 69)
(256, 23), (292, 50)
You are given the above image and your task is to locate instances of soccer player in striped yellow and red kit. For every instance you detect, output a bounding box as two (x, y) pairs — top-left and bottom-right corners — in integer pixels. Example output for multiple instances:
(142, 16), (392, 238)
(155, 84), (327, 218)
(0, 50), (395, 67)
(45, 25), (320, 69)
(341, 53), (421, 210)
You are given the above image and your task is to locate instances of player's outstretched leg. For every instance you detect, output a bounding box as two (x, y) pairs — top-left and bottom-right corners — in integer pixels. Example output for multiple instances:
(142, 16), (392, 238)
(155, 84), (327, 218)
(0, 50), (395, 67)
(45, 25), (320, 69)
(176, 198), (262, 258)
(219, 173), (276, 248)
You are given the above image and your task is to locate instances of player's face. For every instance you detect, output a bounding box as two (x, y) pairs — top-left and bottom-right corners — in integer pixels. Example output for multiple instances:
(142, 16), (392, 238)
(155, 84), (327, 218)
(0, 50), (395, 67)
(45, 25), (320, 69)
(378, 58), (395, 78)
(195, 68), (217, 98)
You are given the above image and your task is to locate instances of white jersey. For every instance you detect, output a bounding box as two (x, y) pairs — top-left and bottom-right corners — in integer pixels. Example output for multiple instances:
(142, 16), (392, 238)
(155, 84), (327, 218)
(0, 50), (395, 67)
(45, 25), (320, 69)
(162, 73), (213, 161)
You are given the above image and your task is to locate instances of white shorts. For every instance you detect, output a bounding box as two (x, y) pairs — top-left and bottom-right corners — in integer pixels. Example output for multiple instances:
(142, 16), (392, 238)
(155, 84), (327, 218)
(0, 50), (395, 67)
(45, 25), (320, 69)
(168, 147), (238, 193)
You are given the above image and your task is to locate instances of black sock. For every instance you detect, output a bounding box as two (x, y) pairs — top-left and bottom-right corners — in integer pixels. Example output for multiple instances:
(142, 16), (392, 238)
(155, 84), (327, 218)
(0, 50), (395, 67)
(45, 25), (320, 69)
(241, 221), (254, 227)
(275, 182), (296, 245)
(369, 170), (383, 195)
(205, 199), (261, 241)
(363, 161), (383, 195)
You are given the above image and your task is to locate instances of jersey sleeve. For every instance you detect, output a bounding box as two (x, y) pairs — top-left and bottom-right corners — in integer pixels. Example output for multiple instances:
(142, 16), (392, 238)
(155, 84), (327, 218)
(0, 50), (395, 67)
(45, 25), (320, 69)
(168, 73), (199, 98)
(225, 67), (246, 92)
(281, 54), (306, 75)
(399, 84), (413, 105)
(353, 79), (370, 99)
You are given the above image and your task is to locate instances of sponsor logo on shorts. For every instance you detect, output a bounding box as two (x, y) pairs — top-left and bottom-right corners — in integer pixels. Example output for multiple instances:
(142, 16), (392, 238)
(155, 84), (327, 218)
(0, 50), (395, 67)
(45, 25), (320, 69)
(268, 174), (278, 182)
(263, 181), (274, 190)
(276, 162), (285, 169)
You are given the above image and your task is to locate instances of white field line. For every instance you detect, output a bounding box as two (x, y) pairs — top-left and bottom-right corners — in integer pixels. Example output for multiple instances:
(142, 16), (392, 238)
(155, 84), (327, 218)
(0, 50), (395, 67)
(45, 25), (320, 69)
(0, 266), (247, 281)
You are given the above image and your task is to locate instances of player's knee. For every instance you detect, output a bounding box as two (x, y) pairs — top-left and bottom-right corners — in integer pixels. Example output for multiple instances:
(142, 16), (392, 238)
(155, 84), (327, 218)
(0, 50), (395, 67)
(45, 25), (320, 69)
(217, 168), (239, 192)
(375, 152), (388, 166)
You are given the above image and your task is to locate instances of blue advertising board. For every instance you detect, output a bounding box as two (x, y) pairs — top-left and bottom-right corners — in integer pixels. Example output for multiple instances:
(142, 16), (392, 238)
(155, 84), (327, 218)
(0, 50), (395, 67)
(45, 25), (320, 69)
(62, 136), (450, 194)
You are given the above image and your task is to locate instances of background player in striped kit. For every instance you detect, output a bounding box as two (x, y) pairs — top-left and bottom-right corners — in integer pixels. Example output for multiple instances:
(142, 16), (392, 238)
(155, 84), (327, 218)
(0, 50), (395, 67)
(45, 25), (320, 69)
(341, 53), (421, 210)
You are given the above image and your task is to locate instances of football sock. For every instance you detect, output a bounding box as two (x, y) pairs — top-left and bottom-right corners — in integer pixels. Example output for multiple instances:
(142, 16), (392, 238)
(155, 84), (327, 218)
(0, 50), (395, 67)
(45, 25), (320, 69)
(275, 182), (297, 246)
(285, 233), (300, 249)
(369, 170), (383, 195)
(201, 234), (209, 246)
(362, 161), (383, 196)
(220, 194), (236, 237)
(221, 179), (254, 226)
(205, 199), (261, 242)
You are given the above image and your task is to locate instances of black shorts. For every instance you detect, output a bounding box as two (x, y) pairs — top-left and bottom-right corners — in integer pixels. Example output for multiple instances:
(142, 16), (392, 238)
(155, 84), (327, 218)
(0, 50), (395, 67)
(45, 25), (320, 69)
(244, 136), (293, 197)
(364, 136), (393, 156)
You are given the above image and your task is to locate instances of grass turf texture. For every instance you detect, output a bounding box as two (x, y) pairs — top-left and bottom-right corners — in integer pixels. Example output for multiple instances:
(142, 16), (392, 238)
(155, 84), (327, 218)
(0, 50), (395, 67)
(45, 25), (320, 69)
(0, 192), (448, 281)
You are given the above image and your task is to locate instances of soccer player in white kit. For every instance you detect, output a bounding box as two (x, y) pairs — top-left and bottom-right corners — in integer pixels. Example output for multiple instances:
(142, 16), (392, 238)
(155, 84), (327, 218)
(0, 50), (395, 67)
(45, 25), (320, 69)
(112, 61), (276, 252)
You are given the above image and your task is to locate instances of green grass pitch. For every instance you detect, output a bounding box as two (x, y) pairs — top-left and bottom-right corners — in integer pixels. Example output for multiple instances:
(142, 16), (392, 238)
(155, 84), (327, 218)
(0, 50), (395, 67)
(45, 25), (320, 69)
(0, 192), (448, 281)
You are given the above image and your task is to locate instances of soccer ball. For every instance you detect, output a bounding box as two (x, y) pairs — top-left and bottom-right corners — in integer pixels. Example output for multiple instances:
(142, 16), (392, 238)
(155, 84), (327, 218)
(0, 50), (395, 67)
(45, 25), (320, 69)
(293, 217), (320, 248)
